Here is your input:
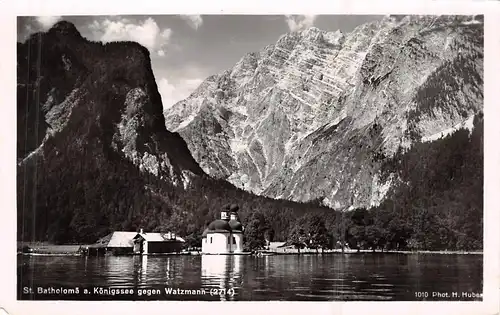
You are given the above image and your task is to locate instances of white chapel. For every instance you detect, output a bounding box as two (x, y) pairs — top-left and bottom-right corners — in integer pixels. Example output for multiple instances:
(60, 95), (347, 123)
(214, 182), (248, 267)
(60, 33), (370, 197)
(202, 204), (244, 254)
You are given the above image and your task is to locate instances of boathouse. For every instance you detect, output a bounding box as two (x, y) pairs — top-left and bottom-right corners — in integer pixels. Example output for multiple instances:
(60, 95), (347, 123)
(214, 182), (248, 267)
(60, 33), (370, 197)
(87, 229), (185, 255)
(132, 230), (185, 255)
(201, 204), (244, 254)
(88, 231), (138, 255)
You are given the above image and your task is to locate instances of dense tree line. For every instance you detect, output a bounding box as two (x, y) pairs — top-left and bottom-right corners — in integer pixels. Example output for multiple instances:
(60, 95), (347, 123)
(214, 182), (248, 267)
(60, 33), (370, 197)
(378, 114), (483, 251)
(242, 115), (483, 252)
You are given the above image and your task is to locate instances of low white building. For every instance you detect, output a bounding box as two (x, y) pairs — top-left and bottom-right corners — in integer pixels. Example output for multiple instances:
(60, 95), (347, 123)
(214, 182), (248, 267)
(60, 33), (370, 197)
(133, 229), (185, 255)
(89, 230), (185, 256)
(202, 206), (244, 254)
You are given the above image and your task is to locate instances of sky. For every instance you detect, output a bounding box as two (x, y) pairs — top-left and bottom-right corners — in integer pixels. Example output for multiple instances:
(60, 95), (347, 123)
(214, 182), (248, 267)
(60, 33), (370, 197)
(17, 15), (383, 110)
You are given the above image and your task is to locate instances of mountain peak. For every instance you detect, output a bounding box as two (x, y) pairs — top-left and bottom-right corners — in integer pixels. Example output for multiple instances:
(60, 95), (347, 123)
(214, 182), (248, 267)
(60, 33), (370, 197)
(300, 26), (321, 34)
(48, 20), (82, 37)
(164, 15), (483, 210)
(299, 27), (323, 42)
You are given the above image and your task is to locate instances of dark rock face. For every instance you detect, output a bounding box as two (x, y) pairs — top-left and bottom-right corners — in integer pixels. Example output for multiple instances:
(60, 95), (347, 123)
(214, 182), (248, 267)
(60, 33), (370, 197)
(17, 24), (204, 182)
(164, 15), (483, 209)
(49, 21), (83, 37)
(17, 22), (205, 242)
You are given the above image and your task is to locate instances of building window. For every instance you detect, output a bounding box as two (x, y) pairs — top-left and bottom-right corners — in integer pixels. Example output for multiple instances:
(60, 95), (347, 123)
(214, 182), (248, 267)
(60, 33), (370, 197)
(232, 236), (236, 245)
(228, 236), (231, 245)
(210, 237), (212, 244)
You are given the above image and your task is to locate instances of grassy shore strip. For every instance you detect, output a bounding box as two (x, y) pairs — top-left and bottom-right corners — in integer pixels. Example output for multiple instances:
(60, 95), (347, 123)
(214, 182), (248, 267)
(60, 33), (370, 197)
(18, 244), (85, 255)
(375, 250), (483, 255)
(261, 248), (483, 255)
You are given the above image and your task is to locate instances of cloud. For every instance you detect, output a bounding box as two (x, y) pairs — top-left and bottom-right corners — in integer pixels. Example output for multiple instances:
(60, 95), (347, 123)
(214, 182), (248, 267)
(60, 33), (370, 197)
(35, 16), (62, 30)
(180, 15), (203, 30)
(158, 77), (204, 109)
(24, 23), (34, 33)
(284, 15), (317, 32)
(88, 17), (172, 56)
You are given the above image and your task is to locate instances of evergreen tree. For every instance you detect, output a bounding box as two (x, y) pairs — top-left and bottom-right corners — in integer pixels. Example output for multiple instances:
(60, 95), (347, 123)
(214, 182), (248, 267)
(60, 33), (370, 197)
(243, 212), (269, 251)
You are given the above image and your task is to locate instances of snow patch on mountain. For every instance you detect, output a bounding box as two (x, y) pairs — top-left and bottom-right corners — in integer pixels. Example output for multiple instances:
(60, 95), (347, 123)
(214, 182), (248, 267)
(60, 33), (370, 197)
(370, 173), (394, 207)
(421, 115), (475, 142)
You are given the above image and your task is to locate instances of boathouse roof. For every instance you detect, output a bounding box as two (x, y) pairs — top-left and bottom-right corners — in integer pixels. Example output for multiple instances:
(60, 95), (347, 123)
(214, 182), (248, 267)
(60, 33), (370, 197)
(93, 231), (185, 248)
(94, 231), (138, 248)
(134, 232), (185, 243)
(269, 242), (286, 249)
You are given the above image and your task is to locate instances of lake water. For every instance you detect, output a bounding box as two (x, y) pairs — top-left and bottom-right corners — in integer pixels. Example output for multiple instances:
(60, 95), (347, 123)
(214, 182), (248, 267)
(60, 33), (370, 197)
(18, 253), (483, 301)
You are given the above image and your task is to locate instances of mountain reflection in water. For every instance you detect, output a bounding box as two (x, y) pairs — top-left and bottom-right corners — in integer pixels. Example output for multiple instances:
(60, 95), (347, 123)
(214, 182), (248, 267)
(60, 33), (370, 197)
(18, 253), (482, 301)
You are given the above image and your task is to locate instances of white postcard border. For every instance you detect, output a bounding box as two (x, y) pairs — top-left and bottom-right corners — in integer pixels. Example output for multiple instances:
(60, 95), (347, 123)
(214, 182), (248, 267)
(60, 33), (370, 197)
(0, 1), (498, 315)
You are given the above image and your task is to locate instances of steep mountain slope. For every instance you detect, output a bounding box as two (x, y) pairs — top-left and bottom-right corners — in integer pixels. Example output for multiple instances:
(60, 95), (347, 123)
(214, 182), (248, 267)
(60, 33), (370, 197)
(18, 21), (203, 183)
(17, 21), (207, 242)
(17, 21), (340, 244)
(164, 15), (483, 210)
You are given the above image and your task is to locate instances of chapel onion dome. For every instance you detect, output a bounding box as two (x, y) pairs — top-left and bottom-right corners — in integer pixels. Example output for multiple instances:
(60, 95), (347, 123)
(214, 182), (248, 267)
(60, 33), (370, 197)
(228, 219), (243, 232)
(207, 219), (232, 232)
(202, 228), (210, 238)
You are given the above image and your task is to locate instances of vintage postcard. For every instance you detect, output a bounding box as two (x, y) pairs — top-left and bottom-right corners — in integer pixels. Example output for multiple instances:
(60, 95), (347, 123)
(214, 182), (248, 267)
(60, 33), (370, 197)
(1, 0), (499, 315)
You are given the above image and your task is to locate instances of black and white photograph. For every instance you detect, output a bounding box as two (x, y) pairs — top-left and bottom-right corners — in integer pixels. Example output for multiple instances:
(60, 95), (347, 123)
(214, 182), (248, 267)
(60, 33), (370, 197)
(14, 12), (485, 301)
(3, 1), (500, 314)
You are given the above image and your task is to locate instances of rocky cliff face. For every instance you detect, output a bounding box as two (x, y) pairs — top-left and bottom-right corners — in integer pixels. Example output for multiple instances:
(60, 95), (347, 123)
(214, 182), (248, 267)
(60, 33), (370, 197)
(17, 21), (206, 242)
(18, 21), (204, 186)
(164, 15), (483, 209)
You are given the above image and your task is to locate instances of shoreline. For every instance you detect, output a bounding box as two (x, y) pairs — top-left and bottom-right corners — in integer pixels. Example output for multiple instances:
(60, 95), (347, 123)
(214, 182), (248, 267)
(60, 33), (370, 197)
(17, 244), (483, 256)
(367, 250), (483, 255)
(262, 250), (483, 255)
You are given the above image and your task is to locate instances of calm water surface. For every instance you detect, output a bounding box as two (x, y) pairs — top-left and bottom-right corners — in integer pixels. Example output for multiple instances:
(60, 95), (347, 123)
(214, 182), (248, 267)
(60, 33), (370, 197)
(18, 254), (483, 301)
